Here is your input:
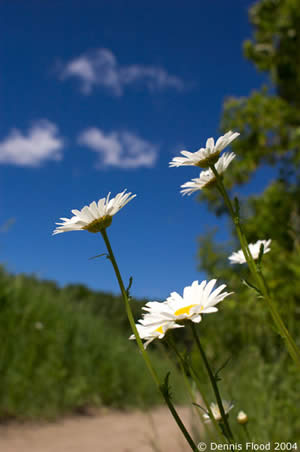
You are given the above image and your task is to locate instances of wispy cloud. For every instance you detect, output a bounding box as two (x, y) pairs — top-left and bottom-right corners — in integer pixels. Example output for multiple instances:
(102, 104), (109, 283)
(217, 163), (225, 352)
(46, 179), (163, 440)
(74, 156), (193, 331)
(0, 120), (64, 167)
(60, 48), (185, 95)
(78, 128), (158, 169)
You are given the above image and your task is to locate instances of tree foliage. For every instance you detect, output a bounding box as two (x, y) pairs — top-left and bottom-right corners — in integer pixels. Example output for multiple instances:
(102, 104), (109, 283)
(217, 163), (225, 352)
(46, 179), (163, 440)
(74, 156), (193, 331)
(195, 5), (300, 431)
(199, 0), (300, 215)
(199, 0), (300, 284)
(198, 0), (300, 357)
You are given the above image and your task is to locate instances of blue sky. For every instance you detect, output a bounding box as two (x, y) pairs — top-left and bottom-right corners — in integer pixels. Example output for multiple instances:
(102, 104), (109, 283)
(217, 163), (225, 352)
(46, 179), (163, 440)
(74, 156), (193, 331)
(0, 0), (273, 299)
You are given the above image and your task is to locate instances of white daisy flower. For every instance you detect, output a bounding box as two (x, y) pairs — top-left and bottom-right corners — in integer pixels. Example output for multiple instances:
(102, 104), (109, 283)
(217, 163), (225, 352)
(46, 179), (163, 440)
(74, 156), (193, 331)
(129, 318), (182, 349)
(203, 401), (234, 423)
(53, 190), (136, 235)
(143, 279), (233, 324)
(129, 280), (232, 348)
(180, 152), (236, 195)
(228, 239), (272, 264)
(169, 131), (239, 168)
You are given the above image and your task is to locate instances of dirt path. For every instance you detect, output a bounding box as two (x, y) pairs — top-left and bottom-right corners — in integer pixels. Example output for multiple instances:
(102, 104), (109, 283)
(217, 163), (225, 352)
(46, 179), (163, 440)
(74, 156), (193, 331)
(0, 407), (196, 452)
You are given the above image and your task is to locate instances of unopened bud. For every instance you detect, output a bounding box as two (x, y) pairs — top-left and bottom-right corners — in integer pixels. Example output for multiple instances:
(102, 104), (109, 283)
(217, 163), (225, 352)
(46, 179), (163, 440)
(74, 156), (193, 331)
(237, 410), (248, 424)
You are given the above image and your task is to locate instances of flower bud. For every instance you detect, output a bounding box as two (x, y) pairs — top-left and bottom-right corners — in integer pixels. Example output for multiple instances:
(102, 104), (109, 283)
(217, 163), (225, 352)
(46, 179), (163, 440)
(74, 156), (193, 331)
(237, 410), (248, 424)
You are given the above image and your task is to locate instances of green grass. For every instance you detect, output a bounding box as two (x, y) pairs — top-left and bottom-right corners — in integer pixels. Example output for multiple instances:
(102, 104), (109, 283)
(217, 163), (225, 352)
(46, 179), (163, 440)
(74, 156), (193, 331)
(177, 297), (300, 443)
(0, 267), (184, 420)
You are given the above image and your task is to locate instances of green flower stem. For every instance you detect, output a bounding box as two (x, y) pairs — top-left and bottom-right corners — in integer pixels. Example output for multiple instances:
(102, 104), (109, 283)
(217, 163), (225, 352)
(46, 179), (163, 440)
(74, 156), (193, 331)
(100, 229), (158, 384)
(190, 323), (234, 442)
(166, 337), (197, 405)
(209, 166), (253, 271)
(189, 367), (227, 444)
(162, 392), (199, 452)
(242, 424), (251, 442)
(100, 229), (198, 452)
(210, 165), (300, 370)
(167, 335), (224, 442)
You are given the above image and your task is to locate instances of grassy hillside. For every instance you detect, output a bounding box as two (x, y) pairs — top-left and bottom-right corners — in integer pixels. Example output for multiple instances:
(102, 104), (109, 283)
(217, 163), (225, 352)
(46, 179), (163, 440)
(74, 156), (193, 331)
(0, 267), (183, 420)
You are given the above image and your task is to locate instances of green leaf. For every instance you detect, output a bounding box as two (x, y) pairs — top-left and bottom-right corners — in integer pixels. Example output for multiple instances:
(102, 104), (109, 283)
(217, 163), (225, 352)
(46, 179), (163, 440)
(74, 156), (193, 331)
(257, 243), (265, 266)
(242, 279), (262, 296)
(214, 356), (231, 381)
(192, 402), (206, 413)
(234, 196), (240, 217)
(88, 253), (109, 260)
(126, 276), (133, 299)
(160, 371), (172, 399)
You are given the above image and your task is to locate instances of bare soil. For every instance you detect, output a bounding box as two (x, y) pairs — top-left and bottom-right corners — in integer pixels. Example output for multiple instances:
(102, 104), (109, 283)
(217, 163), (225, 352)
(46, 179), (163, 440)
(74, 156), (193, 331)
(0, 406), (194, 452)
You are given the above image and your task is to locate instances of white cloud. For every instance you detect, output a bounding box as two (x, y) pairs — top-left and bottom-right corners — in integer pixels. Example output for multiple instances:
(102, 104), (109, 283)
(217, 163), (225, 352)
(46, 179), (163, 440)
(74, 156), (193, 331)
(0, 121), (64, 167)
(78, 128), (158, 169)
(60, 48), (184, 95)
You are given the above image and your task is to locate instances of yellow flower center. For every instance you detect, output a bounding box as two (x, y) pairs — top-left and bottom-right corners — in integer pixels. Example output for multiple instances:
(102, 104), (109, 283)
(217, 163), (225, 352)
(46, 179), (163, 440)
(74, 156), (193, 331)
(195, 152), (220, 168)
(174, 304), (199, 316)
(155, 326), (164, 334)
(203, 177), (218, 189)
(83, 215), (112, 233)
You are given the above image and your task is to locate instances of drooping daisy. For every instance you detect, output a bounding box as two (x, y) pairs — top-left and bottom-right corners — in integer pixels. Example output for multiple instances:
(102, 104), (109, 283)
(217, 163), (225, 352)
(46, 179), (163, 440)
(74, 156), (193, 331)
(129, 317), (182, 349)
(228, 239), (272, 264)
(180, 152), (236, 195)
(203, 401), (234, 423)
(53, 190), (136, 235)
(169, 131), (239, 168)
(143, 280), (233, 324)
